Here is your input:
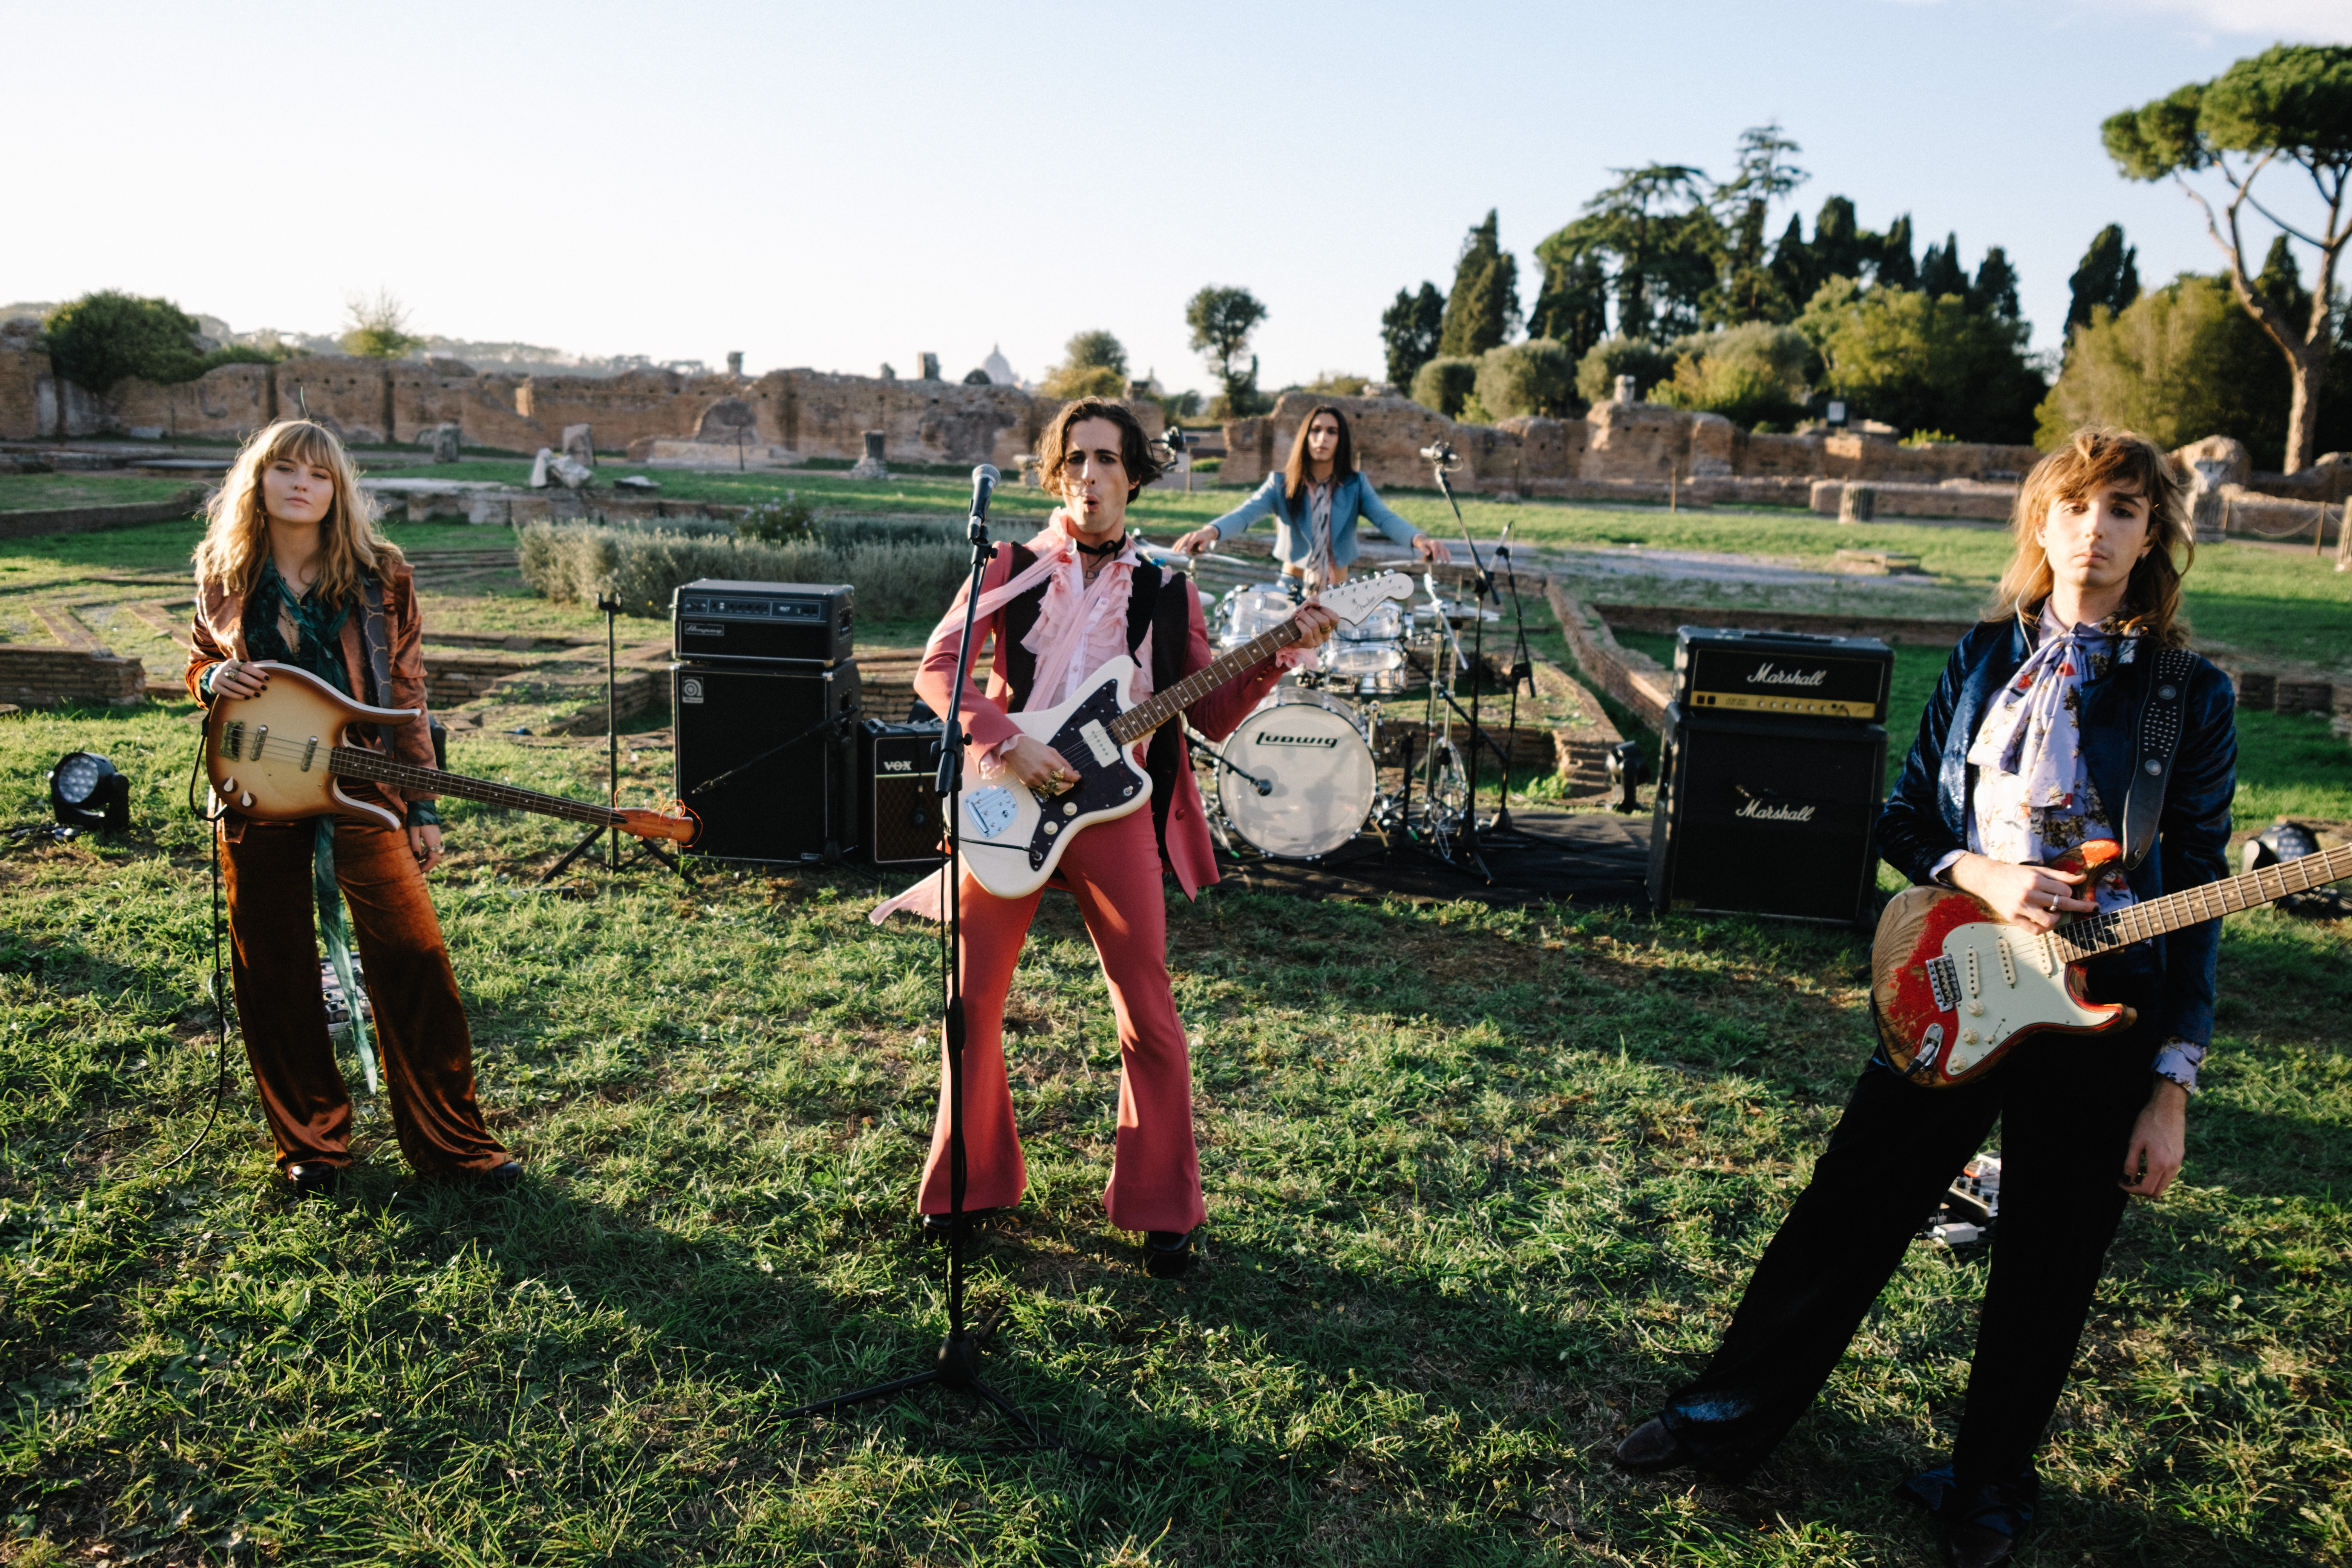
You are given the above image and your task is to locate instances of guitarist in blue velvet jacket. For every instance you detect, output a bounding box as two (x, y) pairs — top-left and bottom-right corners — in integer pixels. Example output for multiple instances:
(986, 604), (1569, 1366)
(1609, 429), (2236, 1568)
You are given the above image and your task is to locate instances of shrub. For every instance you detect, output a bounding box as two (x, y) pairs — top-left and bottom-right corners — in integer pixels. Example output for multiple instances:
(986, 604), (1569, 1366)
(1040, 363), (1127, 399)
(1574, 336), (1674, 406)
(737, 492), (818, 544)
(43, 291), (207, 391)
(1304, 372), (1372, 397)
(516, 519), (971, 623)
(1473, 338), (1577, 418)
(1409, 356), (1479, 418)
(1652, 322), (1812, 428)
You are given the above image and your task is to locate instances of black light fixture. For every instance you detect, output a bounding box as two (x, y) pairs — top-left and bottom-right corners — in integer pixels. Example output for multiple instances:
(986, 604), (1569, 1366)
(49, 751), (129, 832)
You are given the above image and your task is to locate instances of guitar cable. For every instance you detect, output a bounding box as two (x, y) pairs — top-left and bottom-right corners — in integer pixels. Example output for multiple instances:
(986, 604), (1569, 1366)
(150, 716), (238, 1176)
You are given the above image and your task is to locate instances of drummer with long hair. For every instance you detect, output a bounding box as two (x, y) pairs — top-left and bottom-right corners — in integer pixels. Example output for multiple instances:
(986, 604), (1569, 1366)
(1175, 404), (1451, 586)
(187, 419), (518, 1197)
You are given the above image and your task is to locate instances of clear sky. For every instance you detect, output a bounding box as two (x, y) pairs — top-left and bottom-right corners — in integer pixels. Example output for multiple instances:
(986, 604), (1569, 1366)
(7, 0), (2347, 395)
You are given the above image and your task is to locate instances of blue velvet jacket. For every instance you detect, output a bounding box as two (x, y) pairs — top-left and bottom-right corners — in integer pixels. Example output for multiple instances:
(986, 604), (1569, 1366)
(1208, 471), (1421, 569)
(1876, 612), (2237, 1049)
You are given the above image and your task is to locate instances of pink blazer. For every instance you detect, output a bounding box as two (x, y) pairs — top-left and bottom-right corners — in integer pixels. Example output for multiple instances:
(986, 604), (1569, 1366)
(913, 549), (1283, 898)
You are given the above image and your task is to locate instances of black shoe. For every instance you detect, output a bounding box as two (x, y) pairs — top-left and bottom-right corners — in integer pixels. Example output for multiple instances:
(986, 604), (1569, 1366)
(478, 1159), (525, 1191)
(1611, 1417), (1695, 1473)
(283, 1161), (345, 1197)
(1142, 1230), (1194, 1278)
(1894, 1465), (2032, 1568)
(919, 1208), (1001, 1240)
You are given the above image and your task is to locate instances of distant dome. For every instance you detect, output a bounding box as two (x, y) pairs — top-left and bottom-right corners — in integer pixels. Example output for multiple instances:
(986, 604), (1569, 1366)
(982, 343), (1015, 387)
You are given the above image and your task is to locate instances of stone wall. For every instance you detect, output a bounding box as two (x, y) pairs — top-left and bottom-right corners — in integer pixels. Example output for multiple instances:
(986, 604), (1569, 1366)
(0, 646), (147, 707)
(1216, 393), (2041, 498)
(30, 357), (1161, 468)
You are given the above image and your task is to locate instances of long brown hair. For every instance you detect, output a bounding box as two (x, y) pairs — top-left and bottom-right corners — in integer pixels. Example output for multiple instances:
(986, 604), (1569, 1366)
(193, 419), (401, 605)
(1282, 404), (1356, 505)
(1037, 397), (1165, 502)
(1988, 427), (2193, 646)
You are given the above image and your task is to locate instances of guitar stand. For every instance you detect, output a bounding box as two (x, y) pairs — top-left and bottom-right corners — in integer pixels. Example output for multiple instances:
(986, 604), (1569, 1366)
(538, 593), (695, 889)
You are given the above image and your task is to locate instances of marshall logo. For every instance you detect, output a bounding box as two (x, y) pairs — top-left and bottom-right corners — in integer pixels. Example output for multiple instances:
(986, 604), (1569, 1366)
(1735, 797), (1817, 823)
(1257, 732), (1340, 748)
(1746, 661), (1828, 688)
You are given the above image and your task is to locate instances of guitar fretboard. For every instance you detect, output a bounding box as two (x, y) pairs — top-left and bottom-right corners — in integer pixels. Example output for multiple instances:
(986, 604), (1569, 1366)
(327, 747), (622, 830)
(2054, 842), (2352, 962)
(1109, 622), (1304, 745)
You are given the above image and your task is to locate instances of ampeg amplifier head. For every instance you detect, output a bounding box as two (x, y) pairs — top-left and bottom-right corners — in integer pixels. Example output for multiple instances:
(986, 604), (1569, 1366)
(673, 578), (854, 668)
(1673, 626), (1893, 724)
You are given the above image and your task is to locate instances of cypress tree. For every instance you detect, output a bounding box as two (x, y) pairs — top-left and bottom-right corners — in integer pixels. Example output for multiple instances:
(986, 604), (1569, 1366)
(1920, 232), (1969, 300)
(2065, 225), (2142, 335)
(1439, 210), (1521, 358)
(1877, 215), (1918, 289)
(1970, 247), (2022, 318)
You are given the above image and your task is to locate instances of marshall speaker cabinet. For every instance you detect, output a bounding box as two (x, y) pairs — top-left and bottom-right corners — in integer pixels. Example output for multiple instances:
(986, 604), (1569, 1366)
(1673, 626), (1893, 724)
(862, 718), (947, 868)
(673, 662), (862, 863)
(1648, 703), (1888, 925)
(672, 579), (855, 668)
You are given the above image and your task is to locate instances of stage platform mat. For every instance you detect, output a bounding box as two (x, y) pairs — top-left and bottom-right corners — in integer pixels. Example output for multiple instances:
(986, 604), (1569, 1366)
(1208, 806), (1653, 909)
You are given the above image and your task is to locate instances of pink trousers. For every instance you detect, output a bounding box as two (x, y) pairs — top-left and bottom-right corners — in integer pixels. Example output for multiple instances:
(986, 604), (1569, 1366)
(917, 804), (1206, 1234)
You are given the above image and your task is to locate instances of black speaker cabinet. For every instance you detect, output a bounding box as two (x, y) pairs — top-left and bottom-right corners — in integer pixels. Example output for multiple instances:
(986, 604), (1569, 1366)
(673, 662), (862, 863)
(672, 579), (855, 668)
(1648, 703), (1888, 925)
(1673, 626), (1893, 724)
(862, 718), (946, 867)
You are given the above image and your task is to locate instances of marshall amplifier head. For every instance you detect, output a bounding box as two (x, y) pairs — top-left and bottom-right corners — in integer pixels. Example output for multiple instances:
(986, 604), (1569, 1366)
(1673, 626), (1893, 724)
(673, 578), (854, 668)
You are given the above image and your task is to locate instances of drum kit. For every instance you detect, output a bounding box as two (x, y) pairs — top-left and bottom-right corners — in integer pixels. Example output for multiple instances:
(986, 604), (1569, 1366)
(1195, 571), (1499, 861)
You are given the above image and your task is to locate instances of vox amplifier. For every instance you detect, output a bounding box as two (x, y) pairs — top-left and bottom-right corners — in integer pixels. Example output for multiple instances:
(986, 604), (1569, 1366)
(672, 579), (855, 668)
(673, 662), (861, 863)
(1673, 626), (1892, 724)
(862, 718), (947, 867)
(1648, 703), (1888, 925)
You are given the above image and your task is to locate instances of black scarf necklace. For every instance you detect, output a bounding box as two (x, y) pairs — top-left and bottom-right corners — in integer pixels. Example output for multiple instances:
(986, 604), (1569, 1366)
(1072, 533), (1127, 560)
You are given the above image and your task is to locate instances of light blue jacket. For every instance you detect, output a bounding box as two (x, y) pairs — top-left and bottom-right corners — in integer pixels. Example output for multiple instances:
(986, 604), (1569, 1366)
(1208, 472), (1421, 570)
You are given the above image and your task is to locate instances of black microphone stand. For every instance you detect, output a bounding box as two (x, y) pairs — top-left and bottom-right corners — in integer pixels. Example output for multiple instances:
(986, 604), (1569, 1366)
(1421, 446), (1513, 877)
(782, 470), (1049, 1446)
(541, 592), (694, 887)
(1483, 520), (1539, 840)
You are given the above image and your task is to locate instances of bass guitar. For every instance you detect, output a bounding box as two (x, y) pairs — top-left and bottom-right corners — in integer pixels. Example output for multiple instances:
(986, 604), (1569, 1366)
(957, 571), (1414, 899)
(204, 662), (698, 847)
(1872, 835), (2351, 1087)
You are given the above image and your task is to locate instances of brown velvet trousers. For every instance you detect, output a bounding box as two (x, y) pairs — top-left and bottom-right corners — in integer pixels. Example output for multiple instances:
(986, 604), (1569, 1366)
(222, 813), (508, 1178)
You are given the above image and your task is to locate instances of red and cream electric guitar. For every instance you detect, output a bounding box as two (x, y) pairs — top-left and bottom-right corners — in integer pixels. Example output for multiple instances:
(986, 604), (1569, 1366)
(205, 662), (698, 847)
(1873, 835), (2352, 1087)
(957, 571), (1415, 899)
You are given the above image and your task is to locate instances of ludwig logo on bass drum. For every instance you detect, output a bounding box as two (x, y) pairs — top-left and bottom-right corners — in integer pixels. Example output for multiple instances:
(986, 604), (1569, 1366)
(1257, 732), (1340, 748)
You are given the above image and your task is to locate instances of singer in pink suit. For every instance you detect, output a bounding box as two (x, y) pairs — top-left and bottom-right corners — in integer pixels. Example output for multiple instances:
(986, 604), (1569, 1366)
(873, 397), (1337, 1276)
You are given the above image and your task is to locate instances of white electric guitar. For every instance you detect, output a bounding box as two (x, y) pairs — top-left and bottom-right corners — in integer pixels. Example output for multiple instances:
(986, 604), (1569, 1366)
(956, 571), (1414, 898)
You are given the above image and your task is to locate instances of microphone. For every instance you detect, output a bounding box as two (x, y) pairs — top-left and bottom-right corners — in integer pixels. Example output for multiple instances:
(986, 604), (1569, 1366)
(968, 463), (1000, 523)
(1419, 441), (1461, 470)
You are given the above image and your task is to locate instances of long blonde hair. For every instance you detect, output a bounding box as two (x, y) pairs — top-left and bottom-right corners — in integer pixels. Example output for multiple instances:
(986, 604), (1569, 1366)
(193, 419), (401, 604)
(1988, 426), (2193, 646)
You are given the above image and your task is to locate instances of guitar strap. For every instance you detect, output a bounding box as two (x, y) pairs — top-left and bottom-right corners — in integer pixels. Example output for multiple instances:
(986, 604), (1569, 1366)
(2119, 646), (2196, 871)
(360, 570), (397, 752)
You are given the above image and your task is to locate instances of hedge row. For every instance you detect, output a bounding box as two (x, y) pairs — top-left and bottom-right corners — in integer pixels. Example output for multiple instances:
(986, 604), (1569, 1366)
(514, 518), (972, 624)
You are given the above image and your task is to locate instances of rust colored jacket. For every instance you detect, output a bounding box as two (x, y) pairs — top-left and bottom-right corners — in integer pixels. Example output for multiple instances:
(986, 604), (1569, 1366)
(186, 559), (437, 839)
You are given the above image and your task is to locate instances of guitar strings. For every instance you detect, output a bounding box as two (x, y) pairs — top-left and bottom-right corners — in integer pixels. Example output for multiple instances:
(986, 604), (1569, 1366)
(221, 733), (622, 827)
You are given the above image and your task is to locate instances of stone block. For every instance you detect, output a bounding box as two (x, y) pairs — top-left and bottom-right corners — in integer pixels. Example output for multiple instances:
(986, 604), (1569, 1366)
(562, 424), (594, 466)
(1839, 484), (1876, 523)
(2277, 678), (2334, 716)
(428, 423), (462, 463)
(2235, 670), (2277, 711)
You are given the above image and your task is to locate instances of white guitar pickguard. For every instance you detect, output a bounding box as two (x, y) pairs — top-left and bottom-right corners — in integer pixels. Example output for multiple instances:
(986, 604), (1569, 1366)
(1936, 919), (2107, 1073)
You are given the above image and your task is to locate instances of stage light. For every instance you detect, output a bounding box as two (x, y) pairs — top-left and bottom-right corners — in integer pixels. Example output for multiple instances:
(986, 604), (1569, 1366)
(49, 751), (129, 832)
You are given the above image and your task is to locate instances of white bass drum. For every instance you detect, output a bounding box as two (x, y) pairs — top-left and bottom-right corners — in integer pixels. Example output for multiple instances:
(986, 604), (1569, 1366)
(1216, 691), (1376, 859)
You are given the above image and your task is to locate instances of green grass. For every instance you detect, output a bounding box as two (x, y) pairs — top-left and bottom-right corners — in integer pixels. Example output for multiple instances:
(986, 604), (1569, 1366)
(0, 697), (2346, 1565)
(0, 475), (202, 514)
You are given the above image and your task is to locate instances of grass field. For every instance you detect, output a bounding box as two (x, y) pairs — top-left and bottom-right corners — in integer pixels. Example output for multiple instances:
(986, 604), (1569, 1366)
(3, 472), (2349, 1565)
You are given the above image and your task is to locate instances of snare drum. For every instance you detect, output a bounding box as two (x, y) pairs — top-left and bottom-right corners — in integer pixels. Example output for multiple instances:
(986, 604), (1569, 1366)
(1215, 689), (1376, 859)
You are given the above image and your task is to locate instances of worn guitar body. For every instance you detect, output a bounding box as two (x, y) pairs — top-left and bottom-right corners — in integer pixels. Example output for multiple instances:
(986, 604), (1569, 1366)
(1871, 841), (2130, 1087)
(957, 659), (1152, 900)
(206, 664), (421, 829)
